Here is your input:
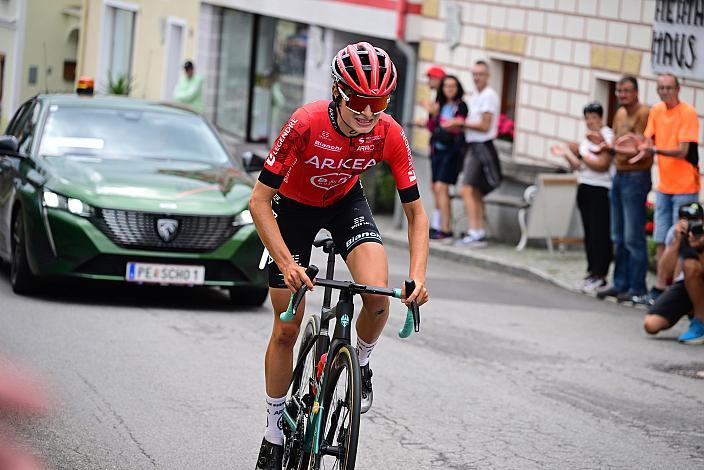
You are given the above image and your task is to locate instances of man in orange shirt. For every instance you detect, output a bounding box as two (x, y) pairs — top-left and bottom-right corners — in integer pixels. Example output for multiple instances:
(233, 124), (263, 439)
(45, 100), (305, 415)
(634, 74), (700, 256)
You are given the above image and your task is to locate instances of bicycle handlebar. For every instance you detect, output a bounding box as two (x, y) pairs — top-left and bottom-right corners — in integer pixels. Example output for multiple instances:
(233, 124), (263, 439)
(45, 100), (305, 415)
(280, 265), (421, 339)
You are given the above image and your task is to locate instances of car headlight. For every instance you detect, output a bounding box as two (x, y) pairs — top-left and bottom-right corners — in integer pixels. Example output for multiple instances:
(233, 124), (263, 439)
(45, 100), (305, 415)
(42, 190), (94, 217)
(232, 209), (253, 227)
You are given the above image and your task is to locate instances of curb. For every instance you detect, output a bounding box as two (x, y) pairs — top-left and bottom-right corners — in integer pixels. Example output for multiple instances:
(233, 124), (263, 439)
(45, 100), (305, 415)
(381, 229), (579, 293)
(381, 227), (649, 311)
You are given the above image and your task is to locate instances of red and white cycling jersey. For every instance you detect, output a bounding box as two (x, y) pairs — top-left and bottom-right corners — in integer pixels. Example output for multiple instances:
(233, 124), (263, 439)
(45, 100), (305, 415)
(259, 101), (418, 207)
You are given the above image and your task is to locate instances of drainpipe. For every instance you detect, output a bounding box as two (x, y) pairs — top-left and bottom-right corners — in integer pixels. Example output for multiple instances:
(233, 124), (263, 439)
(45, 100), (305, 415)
(393, 0), (417, 229)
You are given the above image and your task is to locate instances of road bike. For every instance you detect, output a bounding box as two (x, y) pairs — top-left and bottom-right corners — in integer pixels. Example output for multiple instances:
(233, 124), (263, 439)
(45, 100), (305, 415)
(280, 233), (421, 470)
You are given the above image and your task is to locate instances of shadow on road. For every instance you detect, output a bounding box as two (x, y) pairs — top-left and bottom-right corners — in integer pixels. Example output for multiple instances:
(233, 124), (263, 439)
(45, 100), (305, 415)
(0, 264), (267, 313)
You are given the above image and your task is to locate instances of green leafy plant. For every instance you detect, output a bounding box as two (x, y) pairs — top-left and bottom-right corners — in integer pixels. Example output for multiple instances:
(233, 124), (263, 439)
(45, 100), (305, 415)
(107, 73), (133, 96)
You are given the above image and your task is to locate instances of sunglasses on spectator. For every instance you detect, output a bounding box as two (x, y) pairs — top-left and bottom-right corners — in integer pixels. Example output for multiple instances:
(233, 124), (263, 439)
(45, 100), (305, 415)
(337, 86), (390, 115)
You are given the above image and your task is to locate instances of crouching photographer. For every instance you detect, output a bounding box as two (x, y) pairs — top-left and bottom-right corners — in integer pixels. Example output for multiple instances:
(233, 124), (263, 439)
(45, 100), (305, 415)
(644, 203), (704, 344)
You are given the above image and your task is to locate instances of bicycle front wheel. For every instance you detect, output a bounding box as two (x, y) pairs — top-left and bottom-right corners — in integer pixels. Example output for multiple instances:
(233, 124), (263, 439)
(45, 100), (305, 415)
(311, 344), (361, 470)
(285, 315), (320, 470)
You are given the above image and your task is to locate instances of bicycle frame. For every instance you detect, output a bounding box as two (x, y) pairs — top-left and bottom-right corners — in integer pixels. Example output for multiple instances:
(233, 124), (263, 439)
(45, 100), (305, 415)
(281, 239), (420, 466)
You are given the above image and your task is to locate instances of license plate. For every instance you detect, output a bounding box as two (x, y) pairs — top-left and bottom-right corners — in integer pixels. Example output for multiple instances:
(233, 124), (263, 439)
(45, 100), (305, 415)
(125, 262), (205, 285)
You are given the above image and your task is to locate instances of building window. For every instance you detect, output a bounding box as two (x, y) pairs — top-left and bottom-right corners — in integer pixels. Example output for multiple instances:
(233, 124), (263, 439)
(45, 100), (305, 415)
(594, 78), (617, 127)
(215, 10), (254, 139)
(491, 59), (519, 148)
(210, 11), (307, 144)
(250, 19), (307, 143)
(104, 6), (136, 84)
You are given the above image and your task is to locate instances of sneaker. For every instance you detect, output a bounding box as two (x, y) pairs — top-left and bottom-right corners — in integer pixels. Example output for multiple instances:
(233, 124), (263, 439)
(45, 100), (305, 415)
(360, 364), (373, 414)
(616, 291), (634, 303)
(648, 287), (664, 303)
(429, 227), (439, 238)
(453, 234), (488, 248)
(255, 438), (283, 470)
(581, 276), (607, 293)
(630, 294), (654, 306)
(430, 230), (452, 240)
(678, 318), (704, 345)
(596, 286), (620, 300)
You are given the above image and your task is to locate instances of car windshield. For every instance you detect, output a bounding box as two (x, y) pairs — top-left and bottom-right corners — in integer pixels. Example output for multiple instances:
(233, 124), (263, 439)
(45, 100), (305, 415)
(38, 106), (236, 166)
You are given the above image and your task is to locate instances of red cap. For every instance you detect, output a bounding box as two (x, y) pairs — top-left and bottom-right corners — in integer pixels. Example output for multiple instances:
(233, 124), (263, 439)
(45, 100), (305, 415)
(426, 66), (446, 79)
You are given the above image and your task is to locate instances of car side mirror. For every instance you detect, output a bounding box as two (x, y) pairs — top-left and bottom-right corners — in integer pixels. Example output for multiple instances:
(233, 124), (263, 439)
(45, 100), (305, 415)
(0, 135), (20, 154)
(242, 151), (266, 173)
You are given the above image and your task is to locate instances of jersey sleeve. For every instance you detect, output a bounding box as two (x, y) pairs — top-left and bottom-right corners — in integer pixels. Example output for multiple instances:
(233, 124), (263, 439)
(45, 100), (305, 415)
(383, 121), (420, 203)
(258, 107), (310, 189)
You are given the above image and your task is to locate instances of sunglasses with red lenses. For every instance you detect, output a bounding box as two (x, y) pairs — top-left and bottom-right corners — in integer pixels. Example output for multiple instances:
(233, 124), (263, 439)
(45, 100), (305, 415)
(337, 86), (390, 115)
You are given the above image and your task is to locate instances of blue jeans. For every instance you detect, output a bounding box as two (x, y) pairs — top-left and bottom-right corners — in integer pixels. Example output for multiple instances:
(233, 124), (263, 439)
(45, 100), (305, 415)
(653, 191), (700, 244)
(610, 171), (652, 295)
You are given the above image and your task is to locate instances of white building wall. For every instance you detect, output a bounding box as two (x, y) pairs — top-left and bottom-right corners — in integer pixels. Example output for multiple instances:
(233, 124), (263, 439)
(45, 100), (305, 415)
(416, 0), (704, 172)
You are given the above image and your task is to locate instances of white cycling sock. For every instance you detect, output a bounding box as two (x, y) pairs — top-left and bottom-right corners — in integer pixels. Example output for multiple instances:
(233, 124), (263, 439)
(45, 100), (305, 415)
(431, 210), (441, 230)
(263, 394), (286, 445)
(356, 337), (377, 367)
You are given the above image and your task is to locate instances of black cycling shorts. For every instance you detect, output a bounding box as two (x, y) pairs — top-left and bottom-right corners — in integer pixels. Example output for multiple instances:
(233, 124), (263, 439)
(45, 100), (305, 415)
(267, 182), (383, 288)
(647, 281), (692, 327)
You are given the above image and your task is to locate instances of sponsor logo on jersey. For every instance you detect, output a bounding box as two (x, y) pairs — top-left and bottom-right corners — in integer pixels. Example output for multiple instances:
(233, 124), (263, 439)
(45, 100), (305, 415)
(355, 144), (374, 152)
(266, 117), (299, 166)
(304, 155), (377, 170)
(314, 140), (343, 152)
(310, 172), (353, 190)
(320, 130), (331, 141)
(399, 128), (417, 182)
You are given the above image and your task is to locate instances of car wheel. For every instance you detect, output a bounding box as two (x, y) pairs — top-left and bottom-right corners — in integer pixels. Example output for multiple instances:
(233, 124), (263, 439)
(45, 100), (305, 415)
(229, 286), (269, 306)
(11, 211), (37, 295)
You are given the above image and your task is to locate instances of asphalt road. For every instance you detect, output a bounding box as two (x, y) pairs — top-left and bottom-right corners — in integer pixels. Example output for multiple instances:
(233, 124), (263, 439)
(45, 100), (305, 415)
(0, 244), (702, 469)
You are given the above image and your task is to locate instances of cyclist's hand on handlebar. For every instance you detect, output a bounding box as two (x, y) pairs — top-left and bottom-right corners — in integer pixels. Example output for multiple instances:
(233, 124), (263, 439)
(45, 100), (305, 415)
(282, 263), (315, 293)
(402, 280), (428, 306)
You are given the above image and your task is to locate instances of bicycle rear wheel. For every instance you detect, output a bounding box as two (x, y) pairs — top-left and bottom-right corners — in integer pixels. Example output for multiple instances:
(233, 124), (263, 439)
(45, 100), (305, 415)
(310, 344), (360, 470)
(284, 315), (319, 470)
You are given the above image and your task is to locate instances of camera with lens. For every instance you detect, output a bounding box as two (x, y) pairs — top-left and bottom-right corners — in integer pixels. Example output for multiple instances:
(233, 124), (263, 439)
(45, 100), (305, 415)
(689, 219), (704, 237)
(678, 203), (703, 259)
(679, 202), (703, 221)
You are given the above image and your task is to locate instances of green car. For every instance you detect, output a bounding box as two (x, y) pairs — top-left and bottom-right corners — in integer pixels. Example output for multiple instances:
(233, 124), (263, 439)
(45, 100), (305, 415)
(0, 94), (269, 305)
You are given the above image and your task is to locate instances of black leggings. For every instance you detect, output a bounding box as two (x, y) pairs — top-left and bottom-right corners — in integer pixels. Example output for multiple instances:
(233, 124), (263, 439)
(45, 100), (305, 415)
(577, 183), (612, 277)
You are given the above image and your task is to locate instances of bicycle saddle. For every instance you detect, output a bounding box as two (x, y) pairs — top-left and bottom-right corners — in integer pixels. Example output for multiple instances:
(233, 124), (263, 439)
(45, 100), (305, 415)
(313, 231), (336, 253)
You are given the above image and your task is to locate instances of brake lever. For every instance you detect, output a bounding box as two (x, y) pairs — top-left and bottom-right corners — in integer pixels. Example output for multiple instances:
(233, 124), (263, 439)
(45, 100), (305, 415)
(398, 279), (420, 338)
(280, 265), (319, 322)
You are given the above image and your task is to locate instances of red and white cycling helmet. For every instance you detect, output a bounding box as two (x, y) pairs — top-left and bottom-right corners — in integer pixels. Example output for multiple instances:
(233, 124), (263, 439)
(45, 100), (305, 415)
(331, 42), (397, 96)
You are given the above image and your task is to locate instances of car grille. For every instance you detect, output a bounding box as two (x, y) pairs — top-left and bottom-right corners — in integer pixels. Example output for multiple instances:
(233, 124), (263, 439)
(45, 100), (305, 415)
(92, 209), (239, 253)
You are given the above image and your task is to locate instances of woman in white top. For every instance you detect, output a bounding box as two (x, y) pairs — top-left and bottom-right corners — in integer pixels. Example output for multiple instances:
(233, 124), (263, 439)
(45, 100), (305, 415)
(551, 102), (614, 293)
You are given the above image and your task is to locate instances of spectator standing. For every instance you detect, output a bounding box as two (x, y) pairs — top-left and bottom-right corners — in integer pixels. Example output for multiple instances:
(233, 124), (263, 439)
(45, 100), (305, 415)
(415, 65), (446, 236)
(427, 75), (468, 240)
(635, 74), (701, 301)
(597, 77), (652, 304)
(551, 102), (614, 292)
(454, 60), (502, 248)
(173, 60), (204, 114)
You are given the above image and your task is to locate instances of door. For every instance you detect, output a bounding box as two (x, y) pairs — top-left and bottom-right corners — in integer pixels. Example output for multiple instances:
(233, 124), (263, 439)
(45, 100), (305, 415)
(0, 101), (33, 258)
(163, 20), (185, 100)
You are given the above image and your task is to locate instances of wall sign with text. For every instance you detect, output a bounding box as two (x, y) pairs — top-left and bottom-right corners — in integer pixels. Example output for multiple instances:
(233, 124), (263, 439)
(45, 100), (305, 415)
(651, 0), (704, 80)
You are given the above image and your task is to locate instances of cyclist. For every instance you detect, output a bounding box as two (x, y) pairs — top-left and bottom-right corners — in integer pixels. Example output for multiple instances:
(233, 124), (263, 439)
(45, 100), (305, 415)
(250, 42), (429, 469)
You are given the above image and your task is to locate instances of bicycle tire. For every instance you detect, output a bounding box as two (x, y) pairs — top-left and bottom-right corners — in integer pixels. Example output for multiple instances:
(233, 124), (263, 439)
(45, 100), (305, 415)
(284, 315), (320, 470)
(307, 344), (360, 470)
